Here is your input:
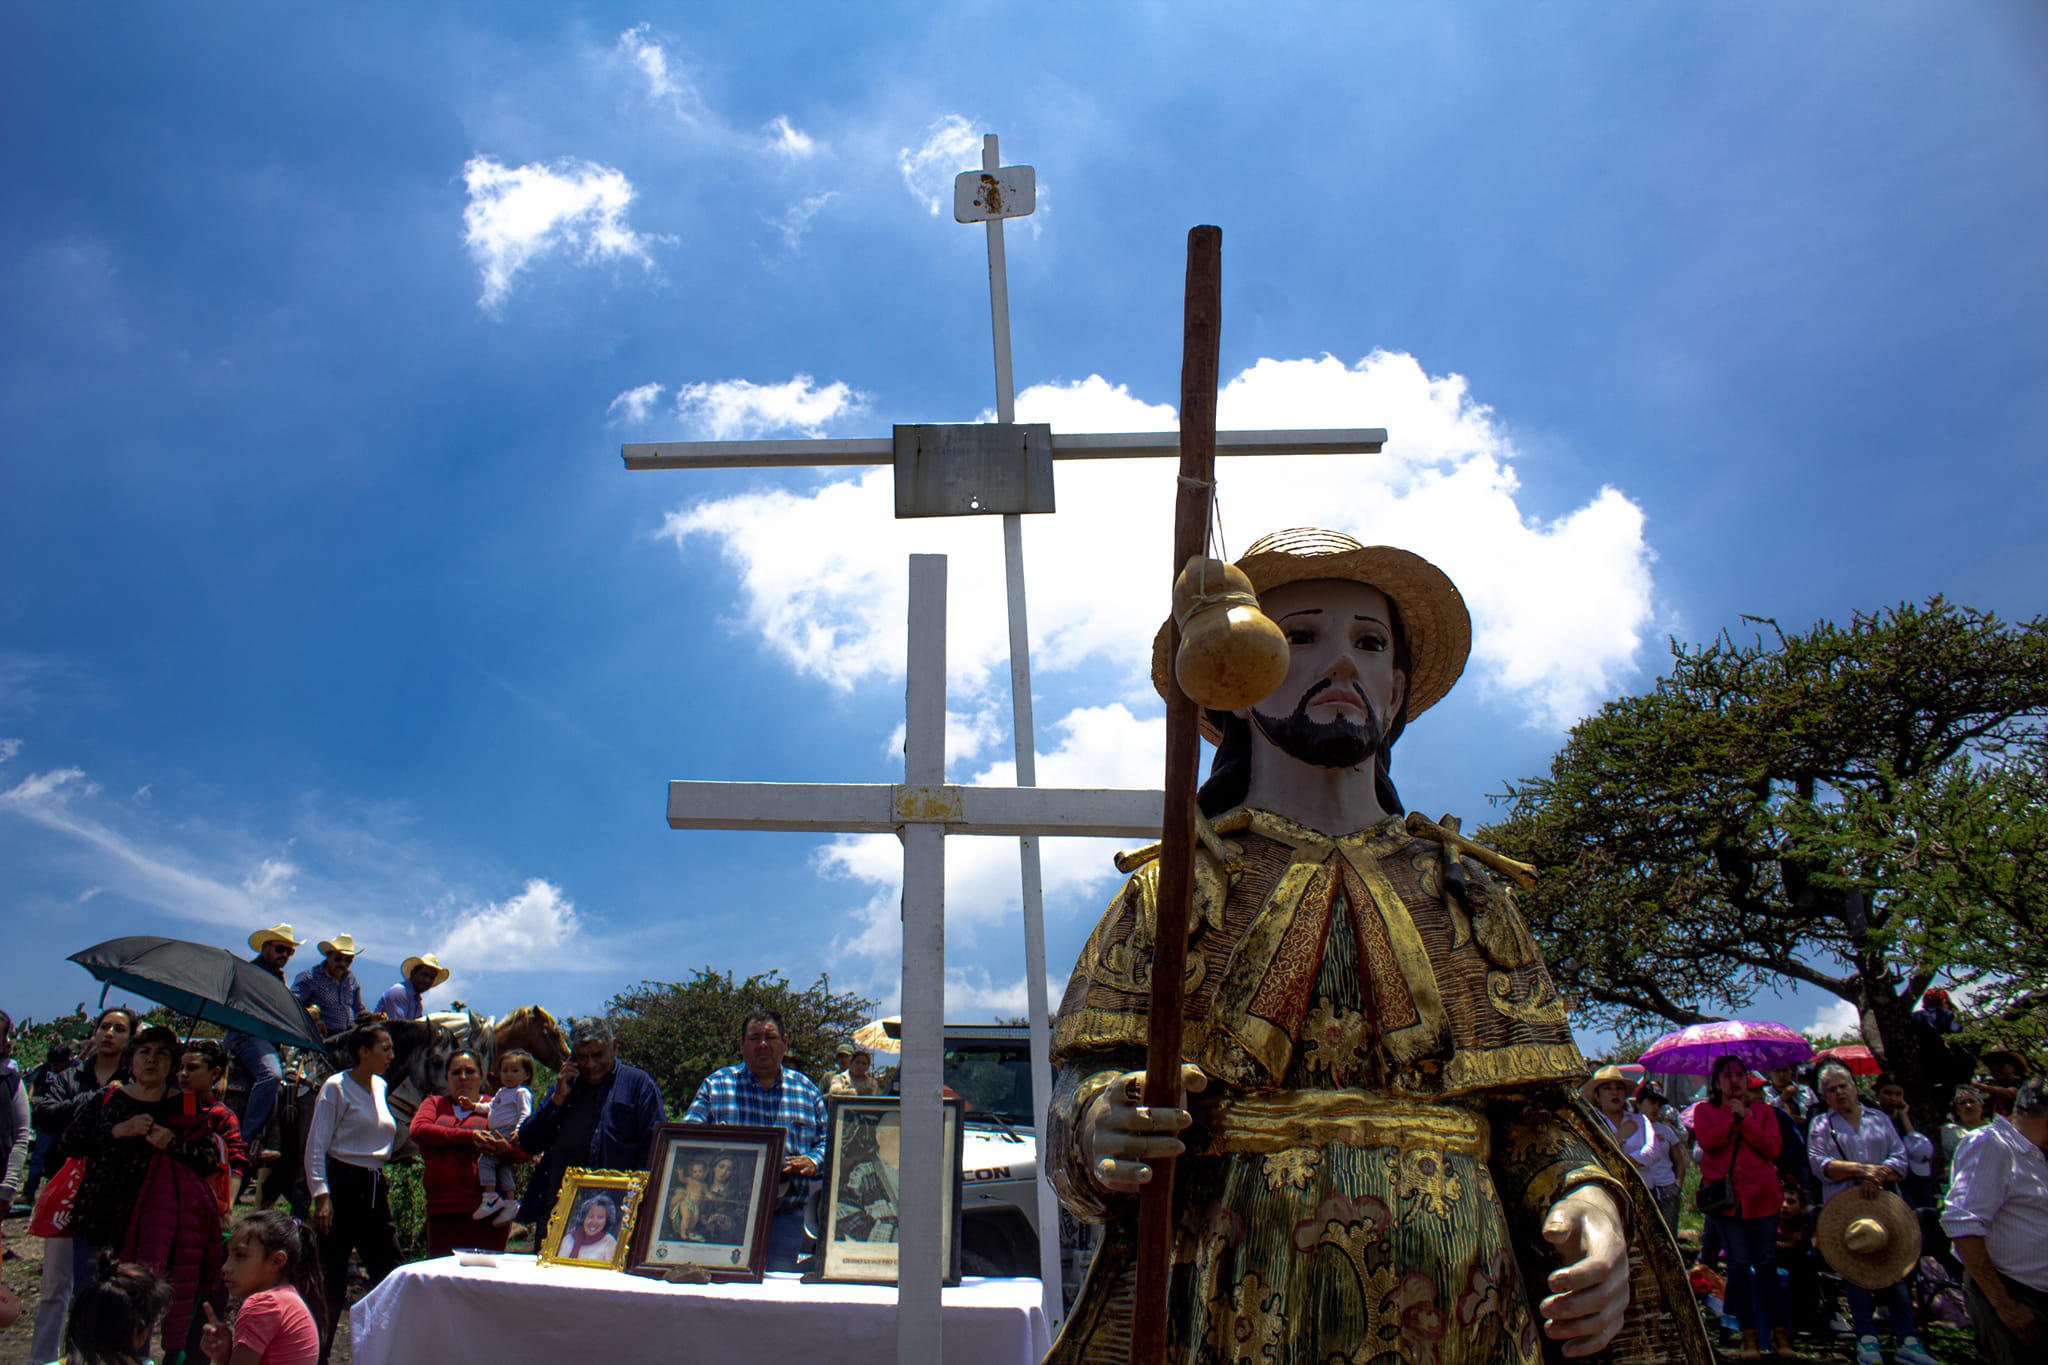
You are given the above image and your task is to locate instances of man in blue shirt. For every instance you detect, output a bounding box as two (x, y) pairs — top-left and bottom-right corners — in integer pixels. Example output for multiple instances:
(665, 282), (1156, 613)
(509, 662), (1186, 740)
(685, 1007), (828, 1271)
(376, 954), (449, 1022)
(292, 934), (368, 1036)
(225, 923), (321, 1163)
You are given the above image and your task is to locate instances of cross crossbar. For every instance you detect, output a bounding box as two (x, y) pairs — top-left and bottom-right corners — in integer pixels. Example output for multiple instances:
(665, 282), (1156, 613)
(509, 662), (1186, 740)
(621, 426), (1387, 470)
(665, 780), (1165, 838)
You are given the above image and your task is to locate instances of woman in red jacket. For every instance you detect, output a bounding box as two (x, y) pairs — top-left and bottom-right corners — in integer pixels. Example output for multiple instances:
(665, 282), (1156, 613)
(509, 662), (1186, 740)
(1692, 1056), (1789, 1358)
(409, 1051), (528, 1258)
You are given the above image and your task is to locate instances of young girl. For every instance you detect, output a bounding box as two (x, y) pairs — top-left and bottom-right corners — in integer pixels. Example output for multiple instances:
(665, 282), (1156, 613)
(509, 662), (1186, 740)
(469, 1049), (534, 1225)
(198, 1210), (323, 1365)
(63, 1250), (172, 1365)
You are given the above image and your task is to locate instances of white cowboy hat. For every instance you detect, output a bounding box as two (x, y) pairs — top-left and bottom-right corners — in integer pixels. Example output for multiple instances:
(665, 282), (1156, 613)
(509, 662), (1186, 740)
(400, 953), (451, 989)
(316, 933), (361, 958)
(248, 924), (304, 953)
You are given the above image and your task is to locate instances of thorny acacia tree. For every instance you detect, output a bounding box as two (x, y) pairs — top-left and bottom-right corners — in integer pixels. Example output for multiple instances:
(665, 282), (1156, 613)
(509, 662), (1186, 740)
(1479, 598), (2048, 1118)
(606, 968), (876, 1116)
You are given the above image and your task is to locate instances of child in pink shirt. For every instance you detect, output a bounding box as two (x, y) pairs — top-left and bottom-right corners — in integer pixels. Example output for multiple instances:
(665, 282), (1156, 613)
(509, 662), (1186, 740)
(199, 1209), (323, 1365)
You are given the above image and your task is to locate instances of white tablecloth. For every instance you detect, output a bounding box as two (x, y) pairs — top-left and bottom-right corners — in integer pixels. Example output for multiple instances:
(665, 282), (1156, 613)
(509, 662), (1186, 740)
(348, 1255), (1051, 1365)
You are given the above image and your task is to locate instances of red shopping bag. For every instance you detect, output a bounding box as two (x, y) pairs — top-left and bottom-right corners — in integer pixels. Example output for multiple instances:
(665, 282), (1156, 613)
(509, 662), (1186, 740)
(28, 1156), (85, 1238)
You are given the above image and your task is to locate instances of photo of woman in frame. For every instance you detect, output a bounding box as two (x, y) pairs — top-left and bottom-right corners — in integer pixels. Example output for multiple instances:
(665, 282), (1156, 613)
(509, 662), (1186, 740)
(538, 1168), (645, 1271)
(558, 1190), (622, 1262)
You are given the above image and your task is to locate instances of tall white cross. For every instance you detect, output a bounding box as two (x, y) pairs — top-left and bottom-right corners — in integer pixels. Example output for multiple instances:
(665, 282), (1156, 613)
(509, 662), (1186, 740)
(626, 133), (1387, 1355)
(664, 555), (1160, 1359)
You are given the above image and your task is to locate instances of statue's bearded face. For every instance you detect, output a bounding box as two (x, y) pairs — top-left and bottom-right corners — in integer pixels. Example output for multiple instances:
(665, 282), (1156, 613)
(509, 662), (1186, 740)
(1236, 579), (1407, 770)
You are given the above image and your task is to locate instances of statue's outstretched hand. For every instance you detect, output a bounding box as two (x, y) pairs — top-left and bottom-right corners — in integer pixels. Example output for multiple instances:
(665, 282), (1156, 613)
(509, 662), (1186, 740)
(1079, 1064), (1208, 1193)
(1538, 1185), (1629, 1357)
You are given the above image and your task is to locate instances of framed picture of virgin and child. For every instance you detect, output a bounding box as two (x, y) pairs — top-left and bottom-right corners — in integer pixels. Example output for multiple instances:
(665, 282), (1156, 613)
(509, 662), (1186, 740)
(624, 1123), (783, 1282)
(813, 1096), (964, 1285)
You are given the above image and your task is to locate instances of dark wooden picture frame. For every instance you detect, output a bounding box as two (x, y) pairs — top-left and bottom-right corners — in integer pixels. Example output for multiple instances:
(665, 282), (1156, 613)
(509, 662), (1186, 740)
(624, 1122), (784, 1283)
(813, 1096), (964, 1285)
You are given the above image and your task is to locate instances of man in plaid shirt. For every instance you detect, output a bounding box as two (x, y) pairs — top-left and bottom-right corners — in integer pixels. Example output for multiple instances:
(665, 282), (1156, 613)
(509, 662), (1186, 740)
(684, 1006), (828, 1270)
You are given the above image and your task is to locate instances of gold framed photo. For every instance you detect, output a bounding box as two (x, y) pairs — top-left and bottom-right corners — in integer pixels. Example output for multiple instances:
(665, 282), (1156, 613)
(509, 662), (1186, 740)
(538, 1168), (647, 1271)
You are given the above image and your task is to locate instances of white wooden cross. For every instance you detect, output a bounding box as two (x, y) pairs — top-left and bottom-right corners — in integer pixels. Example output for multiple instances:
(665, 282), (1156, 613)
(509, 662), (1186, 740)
(626, 133), (1388, 1356)
(664, 553), (1162, 1360)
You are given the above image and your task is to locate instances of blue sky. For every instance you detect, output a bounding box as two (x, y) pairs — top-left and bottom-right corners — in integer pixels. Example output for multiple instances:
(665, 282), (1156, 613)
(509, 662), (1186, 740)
(4, 3), (2044, 1053)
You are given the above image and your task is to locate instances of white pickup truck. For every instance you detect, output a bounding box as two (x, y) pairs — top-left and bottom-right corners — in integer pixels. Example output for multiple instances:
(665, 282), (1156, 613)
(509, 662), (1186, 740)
(837, 1022), (1096, 1297)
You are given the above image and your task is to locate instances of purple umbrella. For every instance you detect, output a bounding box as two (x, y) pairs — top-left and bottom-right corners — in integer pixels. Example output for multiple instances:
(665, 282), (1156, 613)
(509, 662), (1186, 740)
(1635, 1020), (1814, 1076)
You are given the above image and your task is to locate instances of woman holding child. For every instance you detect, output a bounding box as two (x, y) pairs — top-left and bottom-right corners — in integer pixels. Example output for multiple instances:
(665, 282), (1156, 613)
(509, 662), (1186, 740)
(62, 1023), (225, 1361)
(410, 1048), (531, 1257)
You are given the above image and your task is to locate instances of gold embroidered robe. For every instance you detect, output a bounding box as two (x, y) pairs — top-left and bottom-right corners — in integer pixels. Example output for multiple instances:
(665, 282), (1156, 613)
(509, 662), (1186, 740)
(1046, 808), (1710, 1365)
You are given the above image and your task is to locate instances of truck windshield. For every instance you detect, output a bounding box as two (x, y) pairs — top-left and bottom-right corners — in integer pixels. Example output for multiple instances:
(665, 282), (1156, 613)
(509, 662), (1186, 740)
(943, 1041), (1036, 1125)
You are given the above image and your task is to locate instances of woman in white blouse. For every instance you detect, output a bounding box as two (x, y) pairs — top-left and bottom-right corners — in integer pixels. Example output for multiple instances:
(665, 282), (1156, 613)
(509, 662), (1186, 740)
(305, 1023), (398, 1364)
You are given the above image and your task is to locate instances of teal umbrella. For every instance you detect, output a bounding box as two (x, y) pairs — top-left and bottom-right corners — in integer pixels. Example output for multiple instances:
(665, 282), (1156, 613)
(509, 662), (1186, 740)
(69, 935), (327, 1050)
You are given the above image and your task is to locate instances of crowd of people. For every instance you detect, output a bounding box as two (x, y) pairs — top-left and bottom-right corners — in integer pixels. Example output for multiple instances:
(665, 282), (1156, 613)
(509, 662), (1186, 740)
(1, 936), (858, 1363)
(0, 923), (482, 1365)
(9, 917), (2041, 1365)
(1583, 1033), (2047, 1364)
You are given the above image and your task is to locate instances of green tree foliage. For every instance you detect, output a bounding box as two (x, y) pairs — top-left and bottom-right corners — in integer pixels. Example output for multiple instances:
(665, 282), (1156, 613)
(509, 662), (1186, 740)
(605, 968), (876, 1116)
(1479, 598), (2048, 1120)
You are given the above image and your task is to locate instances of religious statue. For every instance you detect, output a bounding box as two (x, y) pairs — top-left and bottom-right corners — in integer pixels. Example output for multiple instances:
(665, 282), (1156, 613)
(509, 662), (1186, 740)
(1046, 528), (1711, 1363)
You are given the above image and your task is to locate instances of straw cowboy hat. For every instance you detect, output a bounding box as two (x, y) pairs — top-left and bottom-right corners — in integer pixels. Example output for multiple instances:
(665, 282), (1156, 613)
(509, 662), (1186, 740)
(1151, 529), (1472, 743)
(248, 924), (304, 953)
(1580, 1064), (1634, 1104)
(400, 953), (451, 989)
(1816, 1189), (1921, 1290)
(316, 934), (361, 959)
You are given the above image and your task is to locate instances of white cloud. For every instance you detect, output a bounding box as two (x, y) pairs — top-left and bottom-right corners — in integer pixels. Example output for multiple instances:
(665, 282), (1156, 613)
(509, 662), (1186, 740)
(672, 373), (866, 440)
(659, 351), (1657, 728)
(766, 115), (817, 159)
(607, 382), (666, 425)
(898, 115), (982, 215)
(242, 856), (298, 901)
(613, 24), (702, 117)
(5, 766), (97, 805)
(0, 738), (19, 763)
(1, 758), (603, 1002)
(462, 156), (666, 312)
(1806, 998), (1862, 1038)
(431, 878), (583, 973)
(769, 192), (837, 252)
(881, 708), (1004, 767)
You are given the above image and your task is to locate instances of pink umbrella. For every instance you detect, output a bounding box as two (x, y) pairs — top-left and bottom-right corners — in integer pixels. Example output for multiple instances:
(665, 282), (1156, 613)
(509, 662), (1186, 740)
(1635, 1020), (1815, 1076)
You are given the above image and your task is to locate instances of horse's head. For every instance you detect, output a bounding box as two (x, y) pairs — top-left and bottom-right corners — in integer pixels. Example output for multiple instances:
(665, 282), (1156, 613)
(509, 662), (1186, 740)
(497, 1005), (570, 1072)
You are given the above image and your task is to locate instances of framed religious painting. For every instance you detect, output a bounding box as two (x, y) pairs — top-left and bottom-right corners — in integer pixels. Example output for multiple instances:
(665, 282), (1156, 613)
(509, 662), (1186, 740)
(814, 1096), (964, 1285)
(624, 1123), (784, 1282)
(538, 1168), (646, 1271)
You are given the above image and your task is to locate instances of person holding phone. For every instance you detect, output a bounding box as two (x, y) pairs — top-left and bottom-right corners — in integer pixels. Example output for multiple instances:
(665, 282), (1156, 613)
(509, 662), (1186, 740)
(513, 1017), (664, 1232)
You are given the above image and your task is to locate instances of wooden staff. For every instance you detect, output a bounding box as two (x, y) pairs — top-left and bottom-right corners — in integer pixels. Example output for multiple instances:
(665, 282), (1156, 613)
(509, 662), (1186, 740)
(1131, 224), (1222, 1365)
